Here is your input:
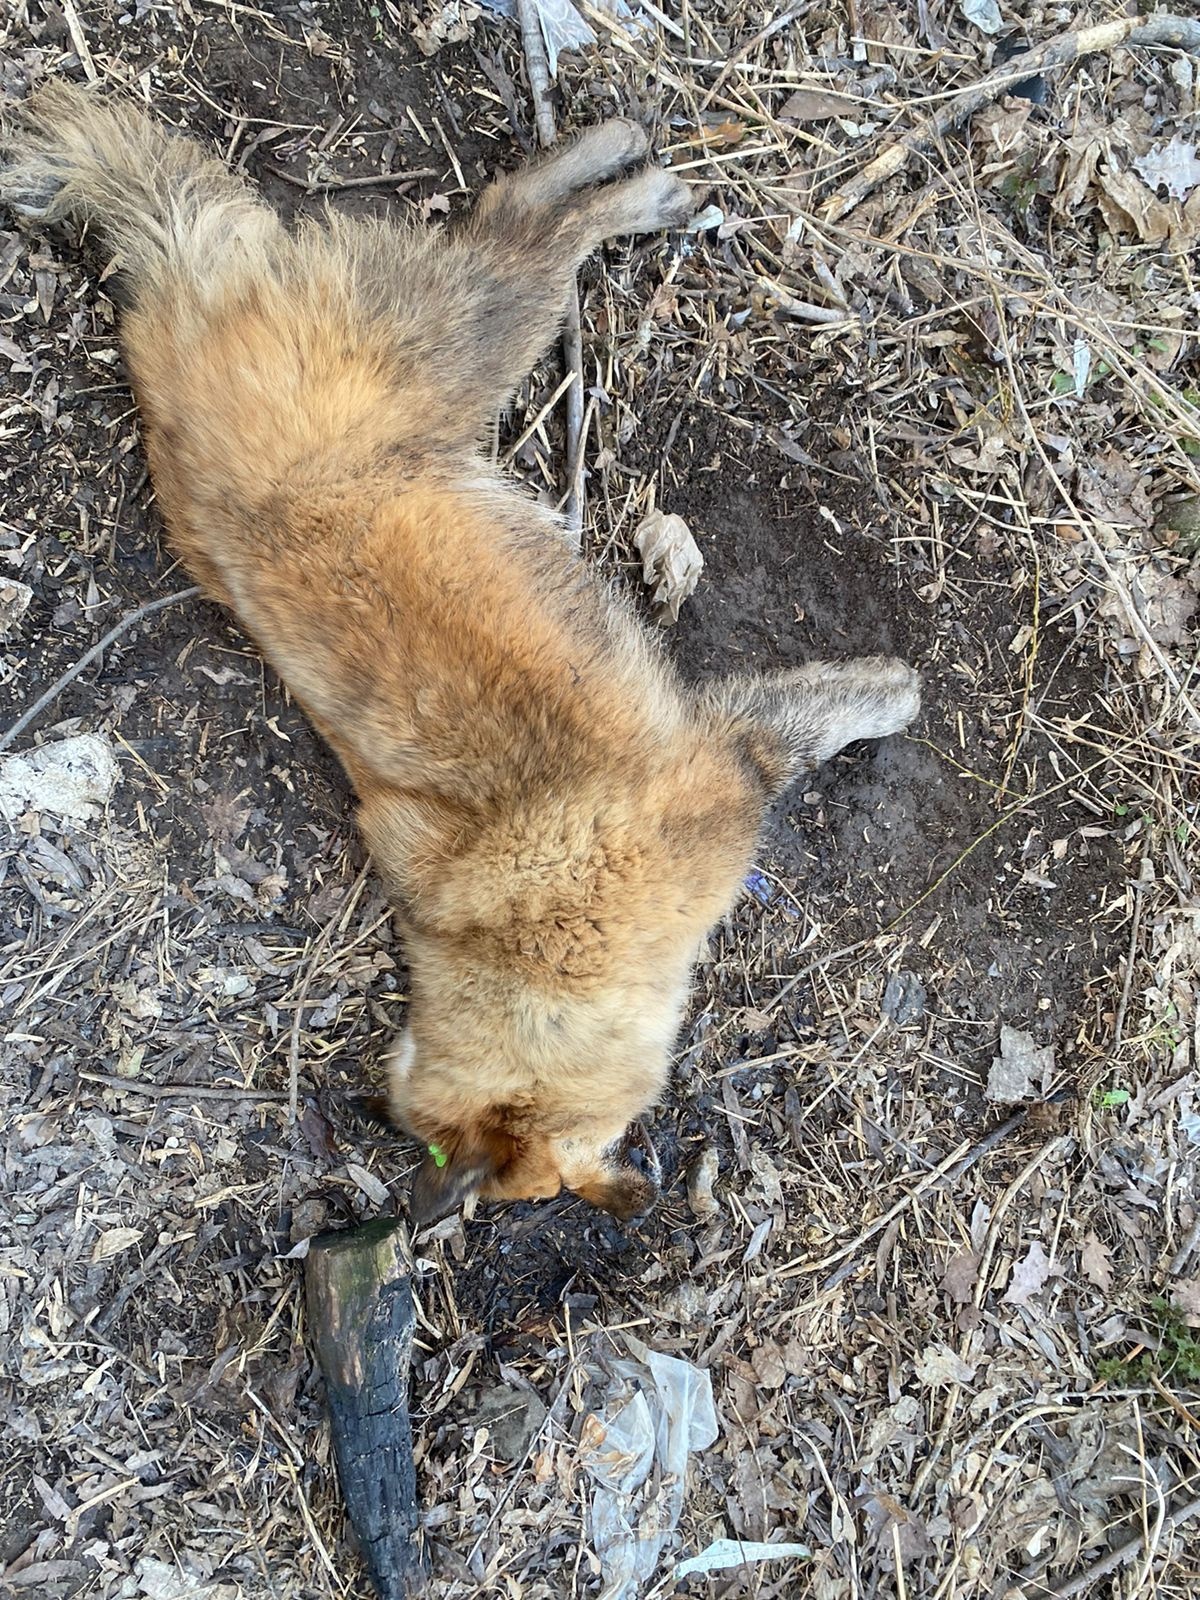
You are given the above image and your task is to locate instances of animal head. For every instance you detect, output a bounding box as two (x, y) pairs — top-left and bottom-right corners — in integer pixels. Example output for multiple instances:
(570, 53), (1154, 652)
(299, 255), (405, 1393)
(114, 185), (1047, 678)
(358, 745), (762, 1223)
(357, 653), (920, 1224)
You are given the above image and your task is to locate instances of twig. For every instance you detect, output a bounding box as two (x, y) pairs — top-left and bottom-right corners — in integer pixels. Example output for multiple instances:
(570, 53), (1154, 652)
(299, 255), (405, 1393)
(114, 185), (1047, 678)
(700, 1), (806, 109)
(821, 14), (1200, 223)
(816, 1107), (1032, 1290)
(1111, 871), (1148, 1052)
(287, 862), (372, 1122)
(263, 162), (438, 194)
(0, 586), (202, 754)
(60, 0), (97, 81)
(990, 276), (1200, 732)
(516, 0), (556, 149)
(758, 277), (850, 324)
(80, 1070), (289, 1102)
(1037, 1494), (1200, 1599)
(562, 282), (585, 541)
(766, 936), (875, 1013)
(515, 0), (586, 547)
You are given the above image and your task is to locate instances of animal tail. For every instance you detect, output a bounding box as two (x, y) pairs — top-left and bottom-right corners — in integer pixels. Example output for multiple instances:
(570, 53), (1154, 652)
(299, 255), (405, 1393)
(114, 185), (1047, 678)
(0, 80), (282, 302)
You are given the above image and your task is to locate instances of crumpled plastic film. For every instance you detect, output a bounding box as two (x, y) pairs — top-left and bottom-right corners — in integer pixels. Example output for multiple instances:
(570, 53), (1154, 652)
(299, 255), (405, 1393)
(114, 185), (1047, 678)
(476, 0), (645, 76)
(577, 1335), (719, 1600)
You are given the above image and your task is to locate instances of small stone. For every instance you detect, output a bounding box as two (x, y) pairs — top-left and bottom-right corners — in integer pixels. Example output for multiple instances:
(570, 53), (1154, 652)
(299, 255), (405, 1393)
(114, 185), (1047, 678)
(473, 1384), (548, 1464)
(882, 970), (927, 1026)
(686, 1145), (721, 1219)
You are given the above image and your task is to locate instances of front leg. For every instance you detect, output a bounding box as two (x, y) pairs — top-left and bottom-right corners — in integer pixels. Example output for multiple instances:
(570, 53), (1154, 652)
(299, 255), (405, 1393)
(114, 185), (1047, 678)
(700, 656), (921, 798)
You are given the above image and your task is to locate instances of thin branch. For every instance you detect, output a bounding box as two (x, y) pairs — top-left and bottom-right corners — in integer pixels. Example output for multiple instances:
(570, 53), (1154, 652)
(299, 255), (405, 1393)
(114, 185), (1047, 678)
(79, 1070), (289, 1103)
(263, 162), (439, 195)
(516, 0), (556, 150)
(562, 281), (586, 539)
(287, 862), (372, 1123)
(821, 14), (1200, 223)
(1039, 1494), (1200, 1599)
(0, 586), (202, 754)
(515, 0), (586, 548)
(818, 1108), (1035, 1291)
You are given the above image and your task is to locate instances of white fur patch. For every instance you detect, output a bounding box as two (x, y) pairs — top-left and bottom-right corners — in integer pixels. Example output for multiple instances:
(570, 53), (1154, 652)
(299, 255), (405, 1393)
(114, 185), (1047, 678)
(385, 1030), (416, 1095)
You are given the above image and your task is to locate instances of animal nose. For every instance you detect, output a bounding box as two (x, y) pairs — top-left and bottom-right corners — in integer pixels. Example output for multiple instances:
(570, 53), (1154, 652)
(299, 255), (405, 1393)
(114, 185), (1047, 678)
(622, 1119), (662, 1217)
(625, 1119), (662, 1180)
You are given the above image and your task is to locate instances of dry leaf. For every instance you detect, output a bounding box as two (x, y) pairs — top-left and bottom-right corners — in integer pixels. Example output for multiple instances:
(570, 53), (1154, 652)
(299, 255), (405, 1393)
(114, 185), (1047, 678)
(973, 102), (1034, 158)
(1170, 1277), (1200, 1327)
(939, 1250), (979, 1305)
(92, 1227), (145, 1263)
(1134, 136), (1200, 202)
(1055, 136), (1102, 216)
(914, 1344), (977, 1386)
(1080, 1232), (1113, 1293)
(751, 1339), (788, 1389)
(1002, 1241), (1052, 1306)
(1133, 563), (1199, 648)
(1076, 446), (1155, 529)
(778, 87), (849, 123)
(346, 1162), (390, 1205)
(987, 1026), (1053, 1104)
(0, 577), (33, 638)
(1096, 163), (1173, 244)
(634, 509), (703, 623)
(947, 427), (1009, 475)
(745, 1146), (783, 1209)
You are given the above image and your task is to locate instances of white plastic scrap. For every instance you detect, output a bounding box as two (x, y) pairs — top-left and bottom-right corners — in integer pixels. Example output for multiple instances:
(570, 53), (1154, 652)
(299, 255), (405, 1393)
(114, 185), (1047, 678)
(577, 1336), (719, 1600)
(675, 1538), (812, 1580)
(0, 732), (120, 822)
(986, 1025), (1054, 1104)
(960, 0), (1002, 35)
(633, 509), (703, 623)
(1133, 136), (1200, 202)
(475, 0), (645, 75)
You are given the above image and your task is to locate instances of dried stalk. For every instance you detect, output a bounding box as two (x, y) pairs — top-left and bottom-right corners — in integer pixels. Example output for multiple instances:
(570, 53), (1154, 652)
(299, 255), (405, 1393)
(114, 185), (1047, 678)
(515, 0), (586, 547)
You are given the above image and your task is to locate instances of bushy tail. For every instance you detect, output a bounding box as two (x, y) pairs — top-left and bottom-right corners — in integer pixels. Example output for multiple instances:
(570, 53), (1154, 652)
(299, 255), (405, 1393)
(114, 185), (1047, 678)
(0, 81), (282, 300)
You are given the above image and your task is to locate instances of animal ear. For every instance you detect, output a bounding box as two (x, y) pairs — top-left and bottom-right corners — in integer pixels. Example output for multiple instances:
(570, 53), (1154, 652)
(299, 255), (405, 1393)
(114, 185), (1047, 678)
(356, 788), (471, 924)
(409, 1138), (499, 1226)
(701, 656), (920, 799)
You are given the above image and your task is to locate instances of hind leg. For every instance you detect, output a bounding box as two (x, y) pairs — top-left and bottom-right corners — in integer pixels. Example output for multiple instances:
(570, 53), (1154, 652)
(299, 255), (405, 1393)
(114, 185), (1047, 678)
(473, 119), (650, 220)
(702, 658), (922, 799)
(422, 134), (690, 447)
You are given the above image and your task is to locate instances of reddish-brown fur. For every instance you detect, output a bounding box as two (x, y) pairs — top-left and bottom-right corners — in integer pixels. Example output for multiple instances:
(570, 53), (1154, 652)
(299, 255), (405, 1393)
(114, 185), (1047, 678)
(2, 85), (921, 1221)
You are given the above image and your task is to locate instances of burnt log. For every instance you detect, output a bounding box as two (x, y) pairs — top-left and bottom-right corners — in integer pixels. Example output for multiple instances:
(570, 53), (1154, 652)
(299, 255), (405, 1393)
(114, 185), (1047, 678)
(305, 1218), (427, 1597)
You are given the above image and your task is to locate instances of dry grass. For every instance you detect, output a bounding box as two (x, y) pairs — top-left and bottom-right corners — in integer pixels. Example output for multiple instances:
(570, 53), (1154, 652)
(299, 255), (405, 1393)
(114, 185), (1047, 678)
(2, 1), (1200, 1597)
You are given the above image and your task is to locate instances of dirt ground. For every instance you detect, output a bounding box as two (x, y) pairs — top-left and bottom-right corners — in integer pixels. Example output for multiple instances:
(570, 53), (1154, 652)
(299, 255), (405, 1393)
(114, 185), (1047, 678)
(2, 2), (1200, 1598)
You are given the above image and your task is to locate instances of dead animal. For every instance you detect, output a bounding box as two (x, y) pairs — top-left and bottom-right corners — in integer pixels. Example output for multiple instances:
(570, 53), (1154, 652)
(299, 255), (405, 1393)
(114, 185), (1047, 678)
(1, 84), (920, 1223)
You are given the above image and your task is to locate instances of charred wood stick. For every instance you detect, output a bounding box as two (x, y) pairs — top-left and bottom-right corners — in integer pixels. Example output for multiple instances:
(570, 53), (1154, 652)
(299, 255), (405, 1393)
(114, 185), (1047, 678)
(305, 1219), (427, 1599)
(821, 14), (1200, 223)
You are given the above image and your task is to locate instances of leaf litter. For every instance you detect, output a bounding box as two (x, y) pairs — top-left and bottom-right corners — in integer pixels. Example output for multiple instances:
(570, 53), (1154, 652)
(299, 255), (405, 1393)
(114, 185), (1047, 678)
(2, 2), (1200, 1599)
